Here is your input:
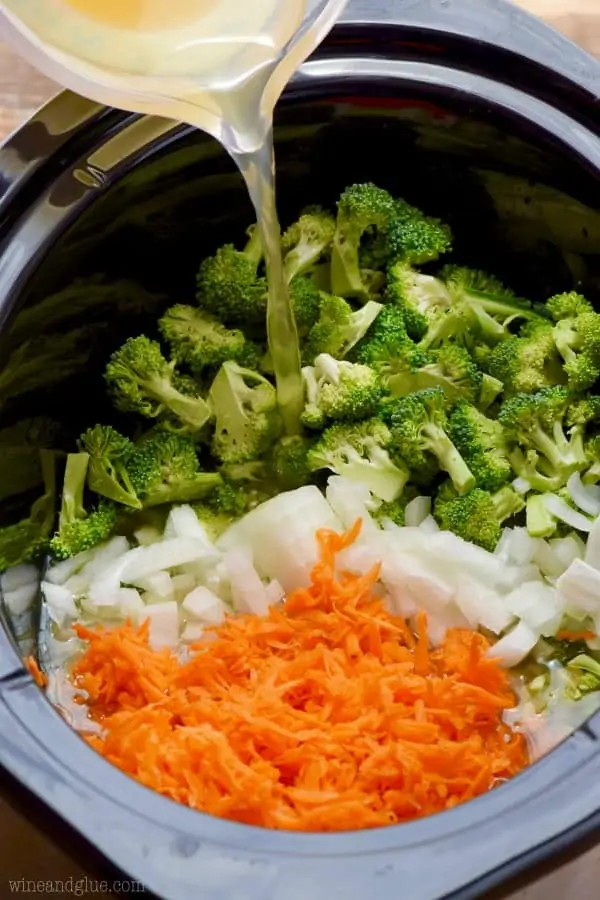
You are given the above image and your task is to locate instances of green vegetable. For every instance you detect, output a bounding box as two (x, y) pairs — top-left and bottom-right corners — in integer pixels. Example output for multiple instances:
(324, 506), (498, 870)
(547, 292), (600, 391)
(78, 425), (140, 510)
(487, 320), (565, 397)
(105, 335), (212, 433)
(301, 355), (383, 429)
(434, 482), (525, 551)
(387, 344), (483, 407)
(159, 305), (260, 374)
(0, 450), (58, 569)
(448, 400), (512, 491)
(208, 361), (282, 465)
(50, 453), (116, 560)
(303, 293), (382, 363)
(388, 388), (476, 496)
(128, 431), (221, 508)
(196, 224), (266, 325)
(307, 418), (409, 502)
(281, 207), (336, 282)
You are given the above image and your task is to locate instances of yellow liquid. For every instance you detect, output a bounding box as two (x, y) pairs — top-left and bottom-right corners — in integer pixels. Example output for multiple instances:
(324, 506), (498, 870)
(64, 0), (217, 31)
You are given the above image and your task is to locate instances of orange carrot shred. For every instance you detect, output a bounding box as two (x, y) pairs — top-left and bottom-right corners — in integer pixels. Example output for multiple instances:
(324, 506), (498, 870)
(556, 630), (596, 642)
(25, 655), (47, 688)
(65, 522), (528, 832)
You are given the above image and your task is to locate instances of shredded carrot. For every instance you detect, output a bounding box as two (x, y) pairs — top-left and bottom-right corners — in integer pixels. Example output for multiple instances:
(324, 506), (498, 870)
(68, 523), (528, 831)
(25, 655), (48, 688)
(556, 630), (596, 643)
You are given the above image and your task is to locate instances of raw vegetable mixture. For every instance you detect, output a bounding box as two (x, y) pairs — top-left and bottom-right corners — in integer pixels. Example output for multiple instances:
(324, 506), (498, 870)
(5, 182), (600, 827)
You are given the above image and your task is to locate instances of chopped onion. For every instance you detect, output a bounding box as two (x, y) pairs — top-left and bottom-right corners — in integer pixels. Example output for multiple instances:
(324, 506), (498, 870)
(1, 564), (39, 593)
(225, 548), (270, 616)
(325, 476), (379, 534)
(503, 527), (540, 566)
(219, 486), (342, 591)
(551, 535), (584, 572)
(182, 586), (226, 624)
(42, 582), (77, 627)
(166, 505), (216, 548)
(405, 496), (431, 528)
(45, 550), (93, 586)
(454, 577), (514, 635)
(567, 473), (600, 517)
(171, 573), (197, 602)
(80, 536), (130, 582)
(532, 540), (567, 579)
(503, 582), (564, 634)
(585, 516), (600, 571)
(494, 528), (513, 559)
(143, 601), (179, 650)
(542, 494), (594, 533)
(557, 558), (600, 616)
(135, 571), (174, 602)
(133, 526), (162, 547)
(181, 622), (205, 643)
(3, 582), (38, 616)
(120, 538), (214, 583)
(418, 515), (439, 534)
(116, 588), (145, 622)
(489, 620), (539, 667)
(265, 580), (285, 605)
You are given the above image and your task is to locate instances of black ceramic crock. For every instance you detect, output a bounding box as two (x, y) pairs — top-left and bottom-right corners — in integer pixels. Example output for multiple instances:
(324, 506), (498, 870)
(1, 1), (600, 898)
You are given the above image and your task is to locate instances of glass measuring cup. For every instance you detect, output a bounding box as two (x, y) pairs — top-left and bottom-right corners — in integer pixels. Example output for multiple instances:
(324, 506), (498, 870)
(0, 0), (349, 151)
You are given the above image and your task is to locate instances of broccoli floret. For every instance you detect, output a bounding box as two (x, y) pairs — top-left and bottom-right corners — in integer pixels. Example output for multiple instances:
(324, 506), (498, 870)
(389, 387), (475, 495)
(441, 265), (542, 344)
(105, 336), (212, 433)
(583, 434), (600, 485)
(551, 306), (600, 392)
(50, 453), (116, 560)
(282, 207), (336, 282)
(290, 277), (322, 336)
(565, 655), (600, 700)
(499, 387), (586, 492)
(487, 320), (566, 397)
(330, 183), (396, 299)
(159, 305), (260, 374)
(479, 373), (504, 411)
(271, 435), (315, 490)
(79, 425), (141, 510)
(372, 486), (421, 528)
(448, 400), (512, 492)
(546, 291), (594, 321)
(0, 450), (57, 570)
(434, 482), (525, 551)
(566, 395), (600, 429)
(384, 198), (453, 266)
(385, 261), (453, 340)
(0, 417), (63, 501)
(208, 361), (282, 465)
(128, 431), (221, 508)
(196, 225), (266, 325)
(307, 418), (409, 502)
(353, 304), (420, 369)
(303, 293), (382, 364)
(388, 344), (483, 406)
(301, 354), (383, 429)
(192, 479), (265, 541)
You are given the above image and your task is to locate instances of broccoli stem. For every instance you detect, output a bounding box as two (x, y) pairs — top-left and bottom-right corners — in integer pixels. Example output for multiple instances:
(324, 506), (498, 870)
(235, 144), (304, 435)
(424, 425), (475, 495)
(142, 474), (223, 508)
(526, 494), (557, 538)
(152, 378), (211, 431)
(59, 453), (89, 529)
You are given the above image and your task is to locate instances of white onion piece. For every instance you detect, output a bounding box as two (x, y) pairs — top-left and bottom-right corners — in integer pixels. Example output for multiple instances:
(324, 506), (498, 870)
(504, 527), (540, 566)
(171, 573), (197, 602)
(532, 540), (567, 579)
(167, 505), (215, 547)
(136, 571), (174, 602)
(181, 622), (205, 643)
(585, 516), (600, 571)
(543, 494), (594, 532)
(42, 582), (77, 627)
(493, 528), (513, 559)
(551, 535), (584, 571)
(418, 515), (439, 534)
(1, 564), (39, 593)
(265, 580), (285, 605)
(143, 601), (179, 649)
(557, 558), (600, 616)
(80, 536), (130, 582)
(325, 476), (379, 534)
(488, 620), (539, 667)
(4, 582), (38, 616)
(503, 582), (564, 633)
(454, 577), (514, 634)
(182, 586), (226, 624)
(567, 473), (600, 517)
(225, 548), (270, 616)
(46, 550), (93, 585)
(512, 477), (531, 495)
(117, 588), (145, 622)
(133, 526), (162, 546)
(219, 487), (342, 591)
(120, 538), (215, 582)
(405, 496), (431, 528)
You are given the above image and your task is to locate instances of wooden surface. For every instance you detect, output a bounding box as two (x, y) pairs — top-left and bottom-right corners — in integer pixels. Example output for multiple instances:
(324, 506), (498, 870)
(0, 2), (600, 898)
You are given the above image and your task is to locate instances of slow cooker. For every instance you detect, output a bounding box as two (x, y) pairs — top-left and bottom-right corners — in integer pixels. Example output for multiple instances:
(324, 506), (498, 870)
(1, 1), (600, 898)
